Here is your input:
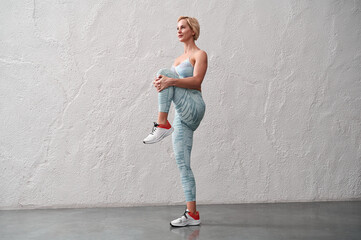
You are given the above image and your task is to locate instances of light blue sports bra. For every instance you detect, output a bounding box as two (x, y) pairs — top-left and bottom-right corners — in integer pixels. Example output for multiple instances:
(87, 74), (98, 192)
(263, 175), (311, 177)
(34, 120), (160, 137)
(171, 57), (194, 79)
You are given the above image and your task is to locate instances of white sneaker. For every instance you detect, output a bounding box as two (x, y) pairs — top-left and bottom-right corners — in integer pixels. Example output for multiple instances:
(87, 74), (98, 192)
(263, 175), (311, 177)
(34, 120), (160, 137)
(143, 122), (174, 144)
(170, 208), (201, 227)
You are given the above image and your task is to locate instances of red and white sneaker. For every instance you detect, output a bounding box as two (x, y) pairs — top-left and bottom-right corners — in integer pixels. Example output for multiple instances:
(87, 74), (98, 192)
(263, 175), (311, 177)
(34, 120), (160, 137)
(170, 208), (201, 227)
(143, 121), (174, 144)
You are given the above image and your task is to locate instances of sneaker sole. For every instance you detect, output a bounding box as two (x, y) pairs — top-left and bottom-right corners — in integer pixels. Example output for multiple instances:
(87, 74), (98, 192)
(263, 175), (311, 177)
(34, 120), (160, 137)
(170, 221), (201, 227)
(143, 127), (174, 144)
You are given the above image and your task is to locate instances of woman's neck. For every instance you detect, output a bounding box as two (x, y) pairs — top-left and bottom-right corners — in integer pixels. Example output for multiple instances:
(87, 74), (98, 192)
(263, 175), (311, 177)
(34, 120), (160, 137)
(183, 41), (198, 55)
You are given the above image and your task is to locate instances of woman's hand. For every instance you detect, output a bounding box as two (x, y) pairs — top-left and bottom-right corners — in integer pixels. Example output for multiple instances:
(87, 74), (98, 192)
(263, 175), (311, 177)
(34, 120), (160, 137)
(153, 75), (172, 92)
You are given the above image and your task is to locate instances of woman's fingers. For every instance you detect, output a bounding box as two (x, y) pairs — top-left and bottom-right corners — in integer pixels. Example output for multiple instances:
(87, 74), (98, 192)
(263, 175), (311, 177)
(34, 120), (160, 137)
(154, 76), (161, 85)
(153, 75), (163, 91)
(155, 81), (162, 92)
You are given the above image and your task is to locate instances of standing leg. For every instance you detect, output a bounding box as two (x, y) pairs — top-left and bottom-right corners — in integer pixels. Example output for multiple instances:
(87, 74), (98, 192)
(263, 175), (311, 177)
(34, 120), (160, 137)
(171, 89), (205, 215)
(172, 111), (196, 203)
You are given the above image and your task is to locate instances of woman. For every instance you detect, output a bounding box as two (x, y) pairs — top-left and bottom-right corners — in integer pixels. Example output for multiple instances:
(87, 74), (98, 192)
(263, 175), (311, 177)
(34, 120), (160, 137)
(143, 16), (207, 227)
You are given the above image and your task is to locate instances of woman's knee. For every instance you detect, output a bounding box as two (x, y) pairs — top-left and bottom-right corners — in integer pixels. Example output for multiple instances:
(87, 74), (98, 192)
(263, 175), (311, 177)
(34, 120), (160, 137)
(156, 68), (178, 78)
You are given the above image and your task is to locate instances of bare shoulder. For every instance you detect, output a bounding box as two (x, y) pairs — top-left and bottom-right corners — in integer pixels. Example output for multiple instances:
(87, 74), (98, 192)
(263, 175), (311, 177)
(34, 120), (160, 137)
(191, 49), (207, 66)
(195, 49), (207, 60)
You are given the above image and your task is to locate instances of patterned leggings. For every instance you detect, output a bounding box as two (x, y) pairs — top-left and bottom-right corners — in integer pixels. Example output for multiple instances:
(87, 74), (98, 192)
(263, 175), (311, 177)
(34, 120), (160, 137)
(156, 68), (206, 202)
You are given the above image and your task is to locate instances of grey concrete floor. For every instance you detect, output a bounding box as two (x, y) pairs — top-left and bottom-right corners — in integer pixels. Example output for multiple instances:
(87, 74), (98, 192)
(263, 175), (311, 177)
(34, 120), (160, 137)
(0, 201), (360, 240)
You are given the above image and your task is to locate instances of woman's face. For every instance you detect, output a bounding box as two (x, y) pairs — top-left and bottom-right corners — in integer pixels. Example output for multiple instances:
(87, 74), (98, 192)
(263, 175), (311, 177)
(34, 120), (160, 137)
(177, 19), (194, 42)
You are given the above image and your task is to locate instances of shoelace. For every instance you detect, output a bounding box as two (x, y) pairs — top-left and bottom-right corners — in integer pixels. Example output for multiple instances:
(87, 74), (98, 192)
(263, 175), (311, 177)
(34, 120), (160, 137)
(150, 122), (159, 135)
(183, 206), (189, 219)
(175, 209), (188, 223)
(174, 207), (192, 223)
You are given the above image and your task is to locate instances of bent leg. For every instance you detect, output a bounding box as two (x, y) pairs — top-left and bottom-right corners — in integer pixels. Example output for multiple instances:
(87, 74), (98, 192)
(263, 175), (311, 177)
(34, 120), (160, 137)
(156, 68), (179, 113)
(155, 69), (206, 131)
(172, 89), (206, 131)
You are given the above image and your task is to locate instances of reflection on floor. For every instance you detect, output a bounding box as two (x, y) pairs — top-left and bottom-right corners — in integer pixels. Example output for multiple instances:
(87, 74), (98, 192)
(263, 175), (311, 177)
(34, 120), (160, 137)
(0, 201), (360, 240)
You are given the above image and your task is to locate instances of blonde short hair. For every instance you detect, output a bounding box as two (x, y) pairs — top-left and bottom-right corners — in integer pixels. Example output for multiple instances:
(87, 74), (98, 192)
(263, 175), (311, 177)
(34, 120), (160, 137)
(177, 16), (200, 41)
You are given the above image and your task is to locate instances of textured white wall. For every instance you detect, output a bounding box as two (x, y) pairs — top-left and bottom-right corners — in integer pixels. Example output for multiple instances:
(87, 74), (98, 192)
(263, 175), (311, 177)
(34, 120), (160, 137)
(1, 0), (360, 210)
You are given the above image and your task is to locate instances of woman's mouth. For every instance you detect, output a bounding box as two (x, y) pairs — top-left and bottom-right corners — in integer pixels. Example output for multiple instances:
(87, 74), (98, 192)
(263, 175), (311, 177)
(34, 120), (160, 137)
(178, 35), (183, 38)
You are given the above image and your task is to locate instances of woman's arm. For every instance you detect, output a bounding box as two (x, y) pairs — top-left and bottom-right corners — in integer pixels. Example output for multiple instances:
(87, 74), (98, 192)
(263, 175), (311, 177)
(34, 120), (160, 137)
(154, 51), (208, 92)
(170, 51), (208, 90)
